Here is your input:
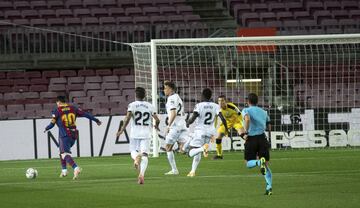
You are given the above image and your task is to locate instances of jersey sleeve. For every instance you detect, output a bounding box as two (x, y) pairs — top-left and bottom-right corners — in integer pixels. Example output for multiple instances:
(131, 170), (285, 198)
(241, 108), (249, 117)
(51, 109), (59, 120)
(167, 95), (178, 110)
(215, 104), (221, 115)
(127, 103), (134, 113)
(74, 106), (99, 123)
(193, 103), (200, 113)
(45, 109), (58, 130)
(226, 103), (238, 112)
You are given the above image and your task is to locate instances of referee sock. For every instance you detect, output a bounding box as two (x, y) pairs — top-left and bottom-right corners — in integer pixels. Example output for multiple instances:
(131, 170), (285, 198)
(246, 160), (260, 168)
(264, 166), (272, 190)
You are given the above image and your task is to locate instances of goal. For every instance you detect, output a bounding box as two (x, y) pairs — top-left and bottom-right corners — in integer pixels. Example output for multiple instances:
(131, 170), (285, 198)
(129, 34), (360, 157)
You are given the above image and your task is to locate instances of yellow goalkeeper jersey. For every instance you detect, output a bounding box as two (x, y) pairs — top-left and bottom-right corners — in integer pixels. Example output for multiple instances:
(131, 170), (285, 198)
(220, 102), (242, 125)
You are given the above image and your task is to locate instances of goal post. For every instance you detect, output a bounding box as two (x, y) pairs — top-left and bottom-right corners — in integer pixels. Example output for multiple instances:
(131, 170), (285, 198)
(130, 34), (360, 157)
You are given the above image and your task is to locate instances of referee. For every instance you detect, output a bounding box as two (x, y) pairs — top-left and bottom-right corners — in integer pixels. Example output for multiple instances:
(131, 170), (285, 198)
(240, 93), (273, 195)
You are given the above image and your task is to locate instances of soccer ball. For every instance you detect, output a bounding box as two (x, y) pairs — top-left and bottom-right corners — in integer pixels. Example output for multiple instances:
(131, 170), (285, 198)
(25, 168), (38, 179)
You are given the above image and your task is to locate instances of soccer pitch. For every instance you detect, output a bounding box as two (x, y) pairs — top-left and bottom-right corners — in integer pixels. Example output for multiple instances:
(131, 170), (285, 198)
(1, 149), (359, 208)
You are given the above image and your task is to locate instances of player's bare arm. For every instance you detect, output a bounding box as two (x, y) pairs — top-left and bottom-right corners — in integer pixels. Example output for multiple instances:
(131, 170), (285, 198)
(166, 109), (177, 133)
(240, 114), (250, 140)
(152, 114), (161, 131)
(117, 111), (132, 137)
(186, 112), (199, 128)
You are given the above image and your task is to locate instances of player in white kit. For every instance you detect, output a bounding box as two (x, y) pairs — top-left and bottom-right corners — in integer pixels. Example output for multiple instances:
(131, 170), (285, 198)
(117, 87), (160, 184)
(163, 81), (188, 175)
(185, 88), (228, 177)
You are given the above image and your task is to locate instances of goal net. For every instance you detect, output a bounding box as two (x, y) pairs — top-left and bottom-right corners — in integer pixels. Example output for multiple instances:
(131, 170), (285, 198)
(129, 34), (360, 157)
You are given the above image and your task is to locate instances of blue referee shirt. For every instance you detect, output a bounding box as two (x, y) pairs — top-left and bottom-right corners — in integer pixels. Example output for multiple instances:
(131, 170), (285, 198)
(241, 106), (270, 136)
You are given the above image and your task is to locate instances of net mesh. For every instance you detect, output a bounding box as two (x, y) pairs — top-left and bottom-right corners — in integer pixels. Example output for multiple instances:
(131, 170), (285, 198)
(130, 36), (360, 151)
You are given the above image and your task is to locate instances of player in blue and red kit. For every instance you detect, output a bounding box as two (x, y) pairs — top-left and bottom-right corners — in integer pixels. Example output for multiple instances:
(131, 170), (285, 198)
(44, 96), (102, 179)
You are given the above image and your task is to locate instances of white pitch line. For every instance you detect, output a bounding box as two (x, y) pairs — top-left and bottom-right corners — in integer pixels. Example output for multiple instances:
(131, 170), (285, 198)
(2, 163), (131, 170)
(1, 155), (360, 170)
(0, 170), (359, 186)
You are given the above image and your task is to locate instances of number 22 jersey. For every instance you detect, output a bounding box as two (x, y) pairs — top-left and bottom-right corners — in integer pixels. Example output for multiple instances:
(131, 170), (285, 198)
(128, 101), (156, 139)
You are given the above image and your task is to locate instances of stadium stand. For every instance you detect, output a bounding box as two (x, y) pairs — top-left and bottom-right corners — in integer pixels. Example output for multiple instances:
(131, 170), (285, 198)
(0, 0), (360, 120)
(0, 68), (134, 119)
(226, 0), (360, 35)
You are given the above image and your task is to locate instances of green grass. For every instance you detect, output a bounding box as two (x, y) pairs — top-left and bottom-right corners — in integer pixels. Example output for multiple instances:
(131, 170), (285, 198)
(1, 149), (360, 208)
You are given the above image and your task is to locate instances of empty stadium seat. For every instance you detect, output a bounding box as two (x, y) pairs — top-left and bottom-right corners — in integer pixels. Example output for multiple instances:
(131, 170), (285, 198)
(269, 2), (286, 12)
(160, 6), (177, 15)
(65, 0), (83, 9)
(83, 0), (100, 8)
(74, 8), (91, 18)
(176, 5), (193, 15)
(332, 10), (349, 19)
(91, 8), (108, 17)
(31, 1), (48, 10)
(125, 7), (143, 16)
(5, 10), (22, 19)
(48, 0), (64, 9)
(56, 9), (73, 18)
(143, 7), (160, 16)
(105, 90), (122, 97)
(78, 69), (96, 77)
(96, 69), (112, 76)
(47, 18), (64, 26)
(60, 70), (77, 77)
(324, 1), (342, 10)
(285, 2), (303, 12)
(133, 16), (151, 24)
(39, 9), (56, 18)
(294, 11), (311, 20)
(108, 8), (125, 16)
(21, 10), (39, 19)
(14, 1), (31, 10)
(0, 2), (13, 10)
(101, 0), (117, 8)
(341, 0), (359, 10)
(48, 84), (66, 92)
(64, 17), (81, 26)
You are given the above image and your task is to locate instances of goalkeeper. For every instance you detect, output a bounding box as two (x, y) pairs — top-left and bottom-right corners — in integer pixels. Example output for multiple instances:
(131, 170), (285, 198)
(213, 95), (243, 160)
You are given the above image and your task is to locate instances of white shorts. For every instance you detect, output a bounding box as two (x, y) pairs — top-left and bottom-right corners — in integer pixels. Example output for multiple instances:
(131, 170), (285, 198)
(189, 129), (215, 147)
(129, 138), (150, 154)
(165, 127), (188, 145)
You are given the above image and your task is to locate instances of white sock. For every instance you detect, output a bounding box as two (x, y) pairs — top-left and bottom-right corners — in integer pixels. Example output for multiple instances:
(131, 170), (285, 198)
(130, 151), (138, 160)
(191, 154), (201, 173)
(166, 151), (178, 172)
(189, 147), (204, 157)
(140, 156), (148, 176)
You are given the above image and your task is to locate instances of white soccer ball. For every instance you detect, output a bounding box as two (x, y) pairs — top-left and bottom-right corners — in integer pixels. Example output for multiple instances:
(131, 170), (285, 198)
(25, 168), (38, 179)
